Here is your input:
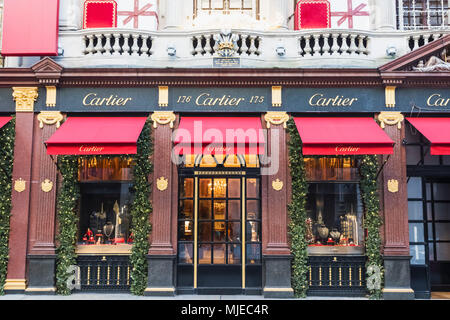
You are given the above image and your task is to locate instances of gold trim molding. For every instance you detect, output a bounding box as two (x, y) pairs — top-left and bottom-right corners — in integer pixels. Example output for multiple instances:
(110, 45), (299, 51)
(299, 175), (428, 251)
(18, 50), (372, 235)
(263, 287), (294, 292)
(144, 287), (175, 292)
(151, 111), (176, 128)
(13, 87), (38, 112)
(45, 86), (57, 107)
(378, 112), (404, 129)
(385, 86), (396, 108)
(158, 86), (169, 107)
(264, 112), (289, 128)
(4, 279), (27, 291)
(37, 111), (64, 129)
(272, 86), (282, 107)
(75, 244), (132, 255)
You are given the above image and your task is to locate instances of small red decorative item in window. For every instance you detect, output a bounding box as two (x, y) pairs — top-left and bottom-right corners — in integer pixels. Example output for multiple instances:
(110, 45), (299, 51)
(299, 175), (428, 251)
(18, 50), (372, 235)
(294, 0), (331, 30)
(127, 232), (134, 244)
(83, 0), (118, 29)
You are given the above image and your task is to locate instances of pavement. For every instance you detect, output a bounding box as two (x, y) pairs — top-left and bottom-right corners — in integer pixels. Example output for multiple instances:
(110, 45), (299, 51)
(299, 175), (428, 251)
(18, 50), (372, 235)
(0, 293), (368, 300)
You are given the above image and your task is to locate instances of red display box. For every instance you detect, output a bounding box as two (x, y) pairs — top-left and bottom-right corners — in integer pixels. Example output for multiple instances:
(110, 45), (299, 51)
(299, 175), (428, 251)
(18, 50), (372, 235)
(295, 0), (331, 30)
(83, 0), (118, 29)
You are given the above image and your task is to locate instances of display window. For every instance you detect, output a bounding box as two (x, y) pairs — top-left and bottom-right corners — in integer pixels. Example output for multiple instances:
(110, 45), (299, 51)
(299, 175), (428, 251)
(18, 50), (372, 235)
(77, 157), (135, 247)
(305, 157), (364, 255)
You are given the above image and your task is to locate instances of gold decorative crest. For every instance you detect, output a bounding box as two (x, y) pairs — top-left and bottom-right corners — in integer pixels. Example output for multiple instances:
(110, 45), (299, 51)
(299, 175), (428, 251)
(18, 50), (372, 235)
(264, 112), (289, 128)
(37, 111), (64, 129)
(151, 111), (176, 128)
(41, 179), (53, 193)
(388, 179), (399, 193)
(378, 112), (404, 129)
(14, 178), (26, 193)
(13, 87), (39, 112)
(156, 177), (168, 191)
(272, 178), (284, 191)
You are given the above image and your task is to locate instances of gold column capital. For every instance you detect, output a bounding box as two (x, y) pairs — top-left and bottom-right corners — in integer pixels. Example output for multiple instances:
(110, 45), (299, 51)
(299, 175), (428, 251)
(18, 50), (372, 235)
(37, 111), (64, 129)
(13, 87), (38, 112)
(264, 111), (289, 128)
(378, 111), (404, 129)
(151, 111), (176, 128)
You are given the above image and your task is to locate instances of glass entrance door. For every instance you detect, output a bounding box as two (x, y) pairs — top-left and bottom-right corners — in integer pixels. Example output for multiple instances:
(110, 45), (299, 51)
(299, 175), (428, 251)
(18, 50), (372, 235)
(177, 167), (262, 294)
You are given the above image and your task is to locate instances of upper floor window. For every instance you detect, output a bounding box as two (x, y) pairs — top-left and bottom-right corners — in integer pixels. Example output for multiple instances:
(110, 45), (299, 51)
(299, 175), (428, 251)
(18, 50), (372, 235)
(194, 0), (259, 19)
(398, 0), (449, 30)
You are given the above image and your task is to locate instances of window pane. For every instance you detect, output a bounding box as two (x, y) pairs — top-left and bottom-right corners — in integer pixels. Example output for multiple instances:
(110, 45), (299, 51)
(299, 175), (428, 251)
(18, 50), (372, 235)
(247, 178), (259, 198)
(429, 243), (435, 261)
(179, 200), (193, 219)
(213, 244), (226, 264)
(228, 244), (241, 264)
(178, 243), (193, 264)
(199, 179), (212, 197)
(199, 244), (211, 264)
(228, 222), (241, 242)
(228, 179), (241, 198)
(433, 183), (450, 201)
(213, 179), (227, 198)
(199, 200), (212, 220)
(247, 200), (260, 220)
(436, 243), (450, 261)
(214, 200), (226, 220)
(199, 222), (212, 241)
(424, 152), (440, 165)
(228, 200), (241, 220)
(246, 244), (261, 264)
(305, 157), (359, 181)
(435, 223), (450, 241)
(408, 201), (423, 220)
(213, 222), (226, 241)
(78, 157), (133, 181)
(246, 221), (260, 242)
(407, 177), (423, 198)
(181, 178), (194, 198)
(178, 222), (194, 241)
(428, 222), (434, 241)
(410, 245), (426, 265)
(409, 223), (424, 242)
(212, 0), (224, 9)
(433, 203), (450, 220)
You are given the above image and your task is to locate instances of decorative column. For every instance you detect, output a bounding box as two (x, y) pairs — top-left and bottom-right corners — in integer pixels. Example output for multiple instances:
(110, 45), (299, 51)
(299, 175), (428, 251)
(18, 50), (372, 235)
(372, 0), (397, 31)
(266, 0), (290, 29)
(4, 87), (38, 293)
(261, 111), (294, 298)
(59, 0), (82, 31)
(377, 111), (414, 300)
(25, 111), (63, 294)
(162, 0), (186, 29)
(145, 111), (177, 296)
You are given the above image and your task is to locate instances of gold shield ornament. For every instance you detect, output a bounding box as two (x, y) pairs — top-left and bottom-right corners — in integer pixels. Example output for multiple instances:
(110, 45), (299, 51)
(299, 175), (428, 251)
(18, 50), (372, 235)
(41, 179), (53, 193)
(14, 178), (26, 193)
(388, 179), (399, 193)
(272, 179), (284, 191)
(157, 177), (168, 191)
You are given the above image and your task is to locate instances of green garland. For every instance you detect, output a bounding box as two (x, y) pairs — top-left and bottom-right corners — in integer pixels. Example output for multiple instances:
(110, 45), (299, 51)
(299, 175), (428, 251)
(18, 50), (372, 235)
(0, 118), (15, 296)
(55, 119), (153, 295)
(129, 119), (153, 295)
(286, 117), (309, 298)
(360, 155), (384, 299)
(55, 155), (80, 295)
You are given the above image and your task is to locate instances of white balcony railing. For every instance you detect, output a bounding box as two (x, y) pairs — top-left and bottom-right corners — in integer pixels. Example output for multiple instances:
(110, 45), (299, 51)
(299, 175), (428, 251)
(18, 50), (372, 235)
(52, 28), (448, 69)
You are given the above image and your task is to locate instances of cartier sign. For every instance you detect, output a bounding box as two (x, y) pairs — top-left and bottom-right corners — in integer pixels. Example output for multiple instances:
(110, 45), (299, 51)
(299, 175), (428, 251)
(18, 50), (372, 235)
(309, 93), (359, 107)
(82, 93), (133, 106)
(427, 94), (450, 107)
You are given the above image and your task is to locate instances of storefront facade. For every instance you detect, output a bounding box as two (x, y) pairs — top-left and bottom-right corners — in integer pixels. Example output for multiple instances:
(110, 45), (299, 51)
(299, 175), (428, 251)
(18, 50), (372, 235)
(0, 34), (446, 299)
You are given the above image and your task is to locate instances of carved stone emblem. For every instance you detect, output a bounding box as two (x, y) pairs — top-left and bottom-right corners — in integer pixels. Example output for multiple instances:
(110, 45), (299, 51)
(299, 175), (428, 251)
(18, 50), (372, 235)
(41, 179), (53, 193)
(264, 112), (289, 128)
(414, 49), (450, 72)
(378, 112), (404, 129)
(214, 30), (238, 58)
(156, 177), (168, 191)
(388, 179), (399, 193)
(12, 87), (39, 112)
(14, 178), (26, 193)
(272, 178), (284, 191)
(151, 111), (176, 128)
(37, 111), (64, 128)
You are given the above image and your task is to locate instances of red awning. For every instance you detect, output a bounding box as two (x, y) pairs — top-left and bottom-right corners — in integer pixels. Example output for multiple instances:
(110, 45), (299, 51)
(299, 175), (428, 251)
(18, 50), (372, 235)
(46, 117), (147, 155)
(0, 117), (12, 129)
(294, 117), (394, 155)
(2, 0), (60, 56)
(407, 118), (450, 155)
(174, 117), (265, 155)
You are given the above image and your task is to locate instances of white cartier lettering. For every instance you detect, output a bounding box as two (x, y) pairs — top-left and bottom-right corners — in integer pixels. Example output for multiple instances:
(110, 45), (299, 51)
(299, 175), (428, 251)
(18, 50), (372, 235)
(427, 94), (450, 107)
(195, 93), (245, 106)
(309, 94), (358, 107)
(83, 93), (133, 106)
